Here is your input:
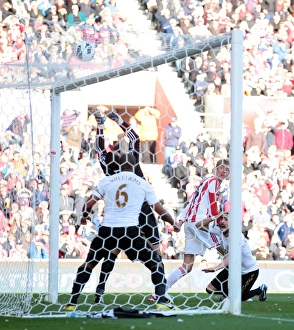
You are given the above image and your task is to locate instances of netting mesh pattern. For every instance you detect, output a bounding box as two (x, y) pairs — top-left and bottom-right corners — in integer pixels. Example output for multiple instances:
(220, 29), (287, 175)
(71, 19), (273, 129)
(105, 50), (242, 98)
(0, 31), (235, 316)
(0, 32), (231, 91)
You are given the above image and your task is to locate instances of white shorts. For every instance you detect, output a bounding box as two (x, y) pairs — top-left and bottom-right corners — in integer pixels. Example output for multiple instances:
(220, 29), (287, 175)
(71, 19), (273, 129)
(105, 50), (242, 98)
(184, 221), (220, 255)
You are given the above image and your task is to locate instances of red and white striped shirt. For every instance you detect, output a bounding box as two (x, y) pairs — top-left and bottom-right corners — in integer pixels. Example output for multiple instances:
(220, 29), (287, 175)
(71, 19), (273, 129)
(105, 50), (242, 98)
(181, 176), (220, 223)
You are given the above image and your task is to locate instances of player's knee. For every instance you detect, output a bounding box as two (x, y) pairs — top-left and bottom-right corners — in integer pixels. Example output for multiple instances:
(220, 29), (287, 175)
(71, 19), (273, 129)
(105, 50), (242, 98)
(79, 262), (97, 272)
(146, 252), (163, 270)
(187, 267), (193, 273)
(206, 284), (215, 294)
(101, 253), (117, 272)
(150, 265), (165, 284)
(183, 264), (193, 273)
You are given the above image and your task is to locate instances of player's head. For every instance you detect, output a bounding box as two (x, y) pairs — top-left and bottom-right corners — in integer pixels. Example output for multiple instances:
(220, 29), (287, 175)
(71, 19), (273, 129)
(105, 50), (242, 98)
(119, 153), (136, 172)
(217, 212), (229, 234)
(105, 152), (120, 175)
(214, 158), (230, 181)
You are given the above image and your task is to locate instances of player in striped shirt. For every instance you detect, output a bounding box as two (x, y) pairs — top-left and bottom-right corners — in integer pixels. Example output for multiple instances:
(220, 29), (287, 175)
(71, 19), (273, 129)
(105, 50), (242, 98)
(166, 159), (230, 291)
(201, 212), (268, 302)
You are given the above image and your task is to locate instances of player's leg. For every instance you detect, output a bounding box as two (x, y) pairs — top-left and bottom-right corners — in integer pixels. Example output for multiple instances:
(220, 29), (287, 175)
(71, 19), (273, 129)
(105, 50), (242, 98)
(94, 248), (120, 303)
(166, 253), (194, 290)
(64, 236), (104, 309)
(241, 270), (267, 301)
(141, 214), (177, 303)
(122, 225), (178, 310)
(138, 202), (163, 302)
(206, 268), (229, 301)
(166, 223), (204, 290)
(139, 202), (161, 254)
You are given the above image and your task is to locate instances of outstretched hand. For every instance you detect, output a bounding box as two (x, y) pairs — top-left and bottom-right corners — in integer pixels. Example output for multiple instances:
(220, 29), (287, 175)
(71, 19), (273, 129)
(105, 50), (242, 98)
(202, 268), (216, 273)
(173, 221), (181, 233)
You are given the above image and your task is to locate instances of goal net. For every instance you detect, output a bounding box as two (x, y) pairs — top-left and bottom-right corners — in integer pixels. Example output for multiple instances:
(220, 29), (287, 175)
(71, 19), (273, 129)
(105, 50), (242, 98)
(0, 29), (243, 318)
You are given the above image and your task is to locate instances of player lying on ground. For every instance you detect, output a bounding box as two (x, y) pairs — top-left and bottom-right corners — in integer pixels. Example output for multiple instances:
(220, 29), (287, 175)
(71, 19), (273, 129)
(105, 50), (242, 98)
(200, 212), (268, 302)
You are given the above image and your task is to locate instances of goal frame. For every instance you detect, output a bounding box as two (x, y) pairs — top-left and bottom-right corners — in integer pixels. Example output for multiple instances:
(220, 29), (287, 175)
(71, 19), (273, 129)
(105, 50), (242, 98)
(48, 30), (243, 314)
(0, 30), (243, 317)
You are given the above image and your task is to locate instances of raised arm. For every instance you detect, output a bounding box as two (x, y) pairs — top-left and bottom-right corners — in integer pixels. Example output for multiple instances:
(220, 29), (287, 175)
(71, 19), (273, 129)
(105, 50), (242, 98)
(202, 255), (229, 273)
(153, 201), (181, 232)
(95, 126), (108, 174)
(119, 121), (140, 163)
(80, 193), (100, 224)
(92, 108), (109, 175)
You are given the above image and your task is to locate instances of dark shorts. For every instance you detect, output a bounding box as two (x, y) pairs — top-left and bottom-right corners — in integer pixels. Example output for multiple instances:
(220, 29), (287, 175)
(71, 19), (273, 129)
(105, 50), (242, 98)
(138, 202), (160, 246)
(211, 268), (259, 300)
(86, 225), (161, 268)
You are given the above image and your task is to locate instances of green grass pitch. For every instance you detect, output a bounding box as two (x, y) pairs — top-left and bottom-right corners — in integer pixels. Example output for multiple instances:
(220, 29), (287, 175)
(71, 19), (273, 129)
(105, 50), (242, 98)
(0, 294), (293, 330)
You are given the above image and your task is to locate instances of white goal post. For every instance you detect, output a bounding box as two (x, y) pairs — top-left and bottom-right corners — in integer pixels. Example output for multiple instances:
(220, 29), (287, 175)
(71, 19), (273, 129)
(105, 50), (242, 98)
(0, 30), (243, 317)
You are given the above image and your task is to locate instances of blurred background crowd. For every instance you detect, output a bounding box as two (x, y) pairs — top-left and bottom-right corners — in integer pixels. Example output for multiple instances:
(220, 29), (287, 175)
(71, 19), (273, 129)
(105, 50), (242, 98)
(0, 0), (294, 262)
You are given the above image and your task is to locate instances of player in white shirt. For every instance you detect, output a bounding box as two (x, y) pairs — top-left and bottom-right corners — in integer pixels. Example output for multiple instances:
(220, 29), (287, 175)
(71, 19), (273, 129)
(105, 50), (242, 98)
(201, 212), (268, 302)
(166, 159), (230, 291)
(93, 109), (164, 303)
(64, 154), (181, 311)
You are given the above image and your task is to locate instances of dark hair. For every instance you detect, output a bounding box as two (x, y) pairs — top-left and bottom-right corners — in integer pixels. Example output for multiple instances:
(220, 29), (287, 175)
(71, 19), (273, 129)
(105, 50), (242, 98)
(105, 152), (120, 175)
(120, 153), (136, 171)
(216, 158), (230, 167)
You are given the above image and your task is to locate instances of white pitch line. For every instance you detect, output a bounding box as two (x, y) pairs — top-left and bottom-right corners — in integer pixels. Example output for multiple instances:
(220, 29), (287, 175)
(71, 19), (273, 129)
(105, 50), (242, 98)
(240, 314), (294, 323)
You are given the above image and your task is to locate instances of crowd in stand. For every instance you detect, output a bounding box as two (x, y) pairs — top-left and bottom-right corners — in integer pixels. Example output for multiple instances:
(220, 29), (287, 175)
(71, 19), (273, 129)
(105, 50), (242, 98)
(1, 0), (294, 262)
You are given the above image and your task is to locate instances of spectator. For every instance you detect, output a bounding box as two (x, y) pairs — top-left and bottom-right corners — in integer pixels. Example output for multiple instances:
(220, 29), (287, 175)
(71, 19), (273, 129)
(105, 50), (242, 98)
(170, 152), (190, 200)
(80, 128), (98, 164)
(8, 111), (30, 145)
(242, 212), (252, 239)
(9, 240), (28, 260)
(60, 108), (81, 137)
(2, 0), (294, 263)
(185, 174), (202, 202)
(0, 186), (11, 219)
(6, 170), (21, 192)
(59, 183), (74, 212)
(0, 210), (8, 235)
(59, 210), (76, 233)
(185, 56), (204, 98)
(1, 2), (16, 20)
(163, 117), (182, 177)
(35, 23), (51, 44)
(67, 5), (87, 26)
(77, 218), (97, 243)
(272, 120), (293, 152)
(247, 221), (263, 252)
(95, 36), (114, 66)
(275, 213), (294, 246)
(252, 203), (272, 228)
(60, 161), (74, 186)
(28, 240), (49, 259)
(285, 232), (294, 259)
(245, 117), (266, 153)
(59, 239), (81, 258)
(187, 16), (212, 41)
(134, 106), (160, 164)
(193, 73), (209, 111)
(65, 121), (84, 162)
(34, 179), (49, 207)
(253, 176), (275, 205)
(79, 0), (95, 18)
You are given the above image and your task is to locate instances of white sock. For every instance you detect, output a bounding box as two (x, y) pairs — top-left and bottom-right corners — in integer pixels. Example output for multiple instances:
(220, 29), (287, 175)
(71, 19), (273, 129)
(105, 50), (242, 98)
(166, 267), (187, 290)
